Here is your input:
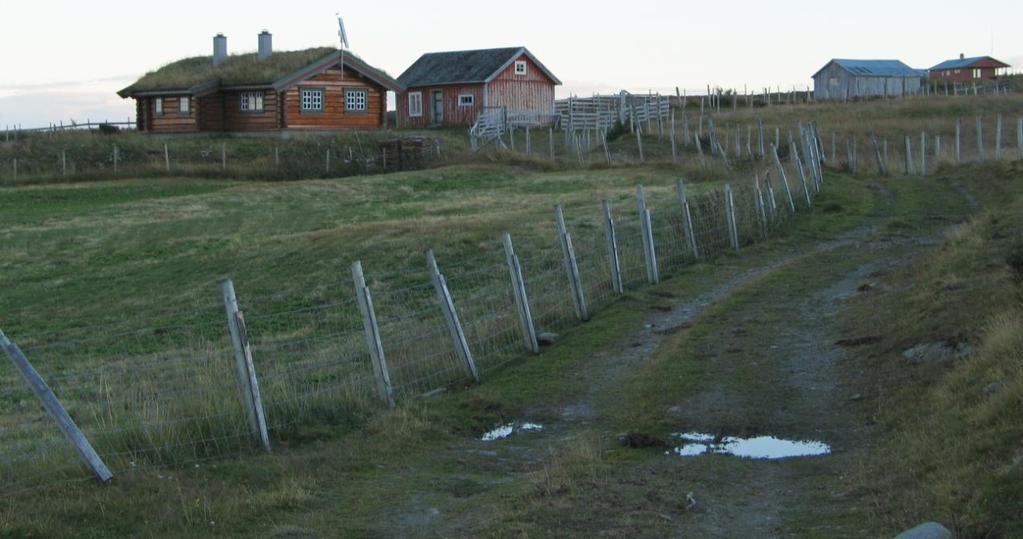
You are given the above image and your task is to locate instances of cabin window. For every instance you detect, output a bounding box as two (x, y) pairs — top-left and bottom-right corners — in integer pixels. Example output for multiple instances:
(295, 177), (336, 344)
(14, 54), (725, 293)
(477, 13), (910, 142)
(514, 61), (527, 76)
(972, 68), (982, 79)
(301, 89), (323, 112)
(240, 92), (265, 112)
(179, 97), (191, 114)
(154, 97), (163, 115)
(458, 94), (474, 107)
(345, 89), (367, 112)
(408, 92), (423, 117)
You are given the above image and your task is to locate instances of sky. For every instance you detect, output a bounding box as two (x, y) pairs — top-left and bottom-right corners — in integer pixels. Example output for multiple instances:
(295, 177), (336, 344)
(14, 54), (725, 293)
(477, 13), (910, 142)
(1, 0), (1021, 128)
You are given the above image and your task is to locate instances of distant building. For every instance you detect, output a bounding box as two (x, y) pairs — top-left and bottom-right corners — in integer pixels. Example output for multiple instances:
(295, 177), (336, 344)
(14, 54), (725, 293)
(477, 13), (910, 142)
(929, 54), (1011, 82)
(118, 32), (401, 133)
(812, 59), (925, 100)
(396, 47), (560, 128)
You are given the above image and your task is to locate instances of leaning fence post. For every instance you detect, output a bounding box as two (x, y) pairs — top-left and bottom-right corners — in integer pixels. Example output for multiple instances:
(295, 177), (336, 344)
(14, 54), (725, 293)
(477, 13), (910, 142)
(502, 233), (539, 353)
(977, 115), (985, 161)
(351, 262), (395, 408)
(601, 201), (625, 294)
(221, 280), (262, 440)
(753, 175), (769, 239)
(676, 179), (700, 259)
(426, 250), (480, 382)
(724, 183), (740, 251)
(0, 330), (114, 483)
(790, 142), (812, 207)
(771, 144), (796, 211)
(871, 133), (887, 176)
(636, 185), (660, 283)
(232, 311), (271, 452)
(555, 205), (590, 321)
(164, 143), (170, 172)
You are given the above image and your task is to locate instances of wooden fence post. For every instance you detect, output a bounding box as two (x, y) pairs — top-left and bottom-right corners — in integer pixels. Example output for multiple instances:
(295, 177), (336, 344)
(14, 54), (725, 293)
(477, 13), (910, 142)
(325, 149), (331, 173)
(995, 113), (1002, 160)
(636, 185), (660, 283)
(955, 119), (962, 163)
(694, 133), (705, 163)
(351, 261), (395, 408)
(602, 130), (612, 166)
(426, 250), (480, 382)
(61, 150), (67, 177)
(871, 133), (887, 176)
(525, 126), (531, 157)
(502, 233), (539, 353)
(113, 145), (119, 174)
(724, 183), (739, 251)
(904, 136), (914, 175)
(12, 158), (16, 182)
(977, 115), (985, 161)
(274, 146), (280, 168)
(602, 201), (625, 294)
(232, 311), (271, 452)
(221, 279), (270, 448)
(753, 176), (769, 239)
(676, 179), (700, 259)
(920, 132), (927, 176)
(758, 118), (765, 159)
(1017, 116), (1023, 161)
(790, 142), (812, 207)
(164, 143), (170, 172)
(771, 144), (796, 211)
(635, 125), (644, 162)
(670, 111), (677, 163)
(549, 127), (555, 160)
(0, 330), (114, 483)
(221, 143), (227, 171)
(555, 205), (590, 321)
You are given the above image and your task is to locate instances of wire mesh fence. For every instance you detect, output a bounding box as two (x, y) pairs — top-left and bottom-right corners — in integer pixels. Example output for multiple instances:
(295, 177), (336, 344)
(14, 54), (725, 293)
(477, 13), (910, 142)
(0, 122), (868, 500)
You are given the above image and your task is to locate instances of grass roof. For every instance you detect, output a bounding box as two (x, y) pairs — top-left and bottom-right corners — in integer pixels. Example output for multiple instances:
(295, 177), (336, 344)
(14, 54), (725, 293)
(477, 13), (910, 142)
(121, 47), (338, 94)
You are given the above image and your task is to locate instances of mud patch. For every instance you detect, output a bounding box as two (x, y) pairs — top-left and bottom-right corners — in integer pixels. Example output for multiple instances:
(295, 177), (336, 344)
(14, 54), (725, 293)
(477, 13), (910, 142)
(671, 432), (831, 459)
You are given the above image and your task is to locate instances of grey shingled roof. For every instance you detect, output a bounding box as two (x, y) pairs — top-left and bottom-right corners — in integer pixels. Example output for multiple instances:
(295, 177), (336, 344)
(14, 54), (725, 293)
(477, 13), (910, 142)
(397, 47), (560, 87)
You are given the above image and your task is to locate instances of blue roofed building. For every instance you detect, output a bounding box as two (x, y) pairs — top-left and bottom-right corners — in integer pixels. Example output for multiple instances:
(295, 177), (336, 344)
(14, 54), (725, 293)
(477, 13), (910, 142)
(928, 54), (1010, 82)
(812, 59), (925, 100)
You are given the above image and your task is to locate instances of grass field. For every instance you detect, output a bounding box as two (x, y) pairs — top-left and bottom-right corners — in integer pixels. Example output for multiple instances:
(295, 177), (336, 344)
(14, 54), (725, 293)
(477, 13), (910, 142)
(1, 94), (1022, 537)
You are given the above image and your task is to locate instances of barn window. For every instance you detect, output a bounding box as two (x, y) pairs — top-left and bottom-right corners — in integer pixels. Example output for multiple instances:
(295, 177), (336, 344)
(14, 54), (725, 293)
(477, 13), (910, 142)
(179, 97), (191, 114)
(514, 61), (527, 76)
(972, 68), (981, 79)
(301, 89), (323, 112)
(346, 89), (367, 112)
(458, 94), (474, 107)
(408, 92), (423, 117)
(240, 92), (265, 112)
(154, 97), (163, 115)
(829, 77), (839, 87)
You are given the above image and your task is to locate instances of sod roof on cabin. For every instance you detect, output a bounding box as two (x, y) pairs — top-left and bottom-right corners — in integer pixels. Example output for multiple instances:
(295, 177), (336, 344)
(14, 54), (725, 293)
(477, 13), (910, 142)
(119, 47), (401, 96)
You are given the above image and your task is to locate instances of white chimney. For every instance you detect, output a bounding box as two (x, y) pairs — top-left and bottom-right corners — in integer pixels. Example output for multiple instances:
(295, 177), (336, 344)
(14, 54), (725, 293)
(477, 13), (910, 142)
(213, 34), (227, 66)
(258, 31), (272, 60)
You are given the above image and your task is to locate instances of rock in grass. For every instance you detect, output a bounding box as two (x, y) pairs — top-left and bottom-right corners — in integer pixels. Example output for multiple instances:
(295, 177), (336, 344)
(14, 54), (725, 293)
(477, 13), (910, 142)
(537, 332), (559, 346)
(894, 522), (952, 539)
(618, 432), (669, 449)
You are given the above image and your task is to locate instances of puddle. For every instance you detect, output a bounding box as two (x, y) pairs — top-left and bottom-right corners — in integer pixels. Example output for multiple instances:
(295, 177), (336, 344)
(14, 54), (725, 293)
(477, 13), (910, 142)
(672, 432), (830, 459)
(480, 422), (544, 441)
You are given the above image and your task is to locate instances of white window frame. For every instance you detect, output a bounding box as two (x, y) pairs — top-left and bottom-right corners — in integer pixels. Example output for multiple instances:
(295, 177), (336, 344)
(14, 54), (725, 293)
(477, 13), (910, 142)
(514, 60), (527, 76)
(179, 97), (190, 114)
(345, 88), (367, 112)
(458, 94), (474, 107)
(408, 91), (423, 118)
(972, 68), (982, 79)
(301, 88), (323, 112)
(239, 92), (265, 113)
(154, 97), (163, 115)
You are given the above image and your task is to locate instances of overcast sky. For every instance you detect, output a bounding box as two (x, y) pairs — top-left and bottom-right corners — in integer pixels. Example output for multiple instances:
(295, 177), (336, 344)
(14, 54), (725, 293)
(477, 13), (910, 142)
(1, 0), (1020, 128)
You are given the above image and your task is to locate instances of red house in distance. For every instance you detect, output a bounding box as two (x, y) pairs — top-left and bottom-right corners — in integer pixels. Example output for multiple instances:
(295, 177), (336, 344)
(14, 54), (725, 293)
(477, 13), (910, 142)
(928, 54), (1011, 82)
(395, 47), (560, 129)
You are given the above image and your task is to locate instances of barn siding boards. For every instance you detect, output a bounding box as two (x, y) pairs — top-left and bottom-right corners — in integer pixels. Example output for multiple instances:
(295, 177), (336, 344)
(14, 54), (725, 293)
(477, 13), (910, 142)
(398, 84), (484, 128)
(812, 59), (924, 100)
(397, 47), (559, 128)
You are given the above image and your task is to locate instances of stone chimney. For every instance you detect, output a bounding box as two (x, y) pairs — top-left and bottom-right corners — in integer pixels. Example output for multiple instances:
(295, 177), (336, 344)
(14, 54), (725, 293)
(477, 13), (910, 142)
(213, 34), (227, 66)
(258, 31), (272, 60)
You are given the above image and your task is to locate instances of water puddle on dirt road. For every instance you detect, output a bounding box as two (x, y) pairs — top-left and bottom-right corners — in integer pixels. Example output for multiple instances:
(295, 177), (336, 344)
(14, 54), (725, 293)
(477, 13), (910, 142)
(671, 432), (831, 459)
(480, 423), (544, 441)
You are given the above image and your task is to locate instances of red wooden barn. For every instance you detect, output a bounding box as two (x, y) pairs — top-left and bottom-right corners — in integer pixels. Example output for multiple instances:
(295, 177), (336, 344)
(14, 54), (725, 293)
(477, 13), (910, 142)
(395, 47), (560, 128)
(118, 32), (401, 133)
(928, 54), (1011, 82)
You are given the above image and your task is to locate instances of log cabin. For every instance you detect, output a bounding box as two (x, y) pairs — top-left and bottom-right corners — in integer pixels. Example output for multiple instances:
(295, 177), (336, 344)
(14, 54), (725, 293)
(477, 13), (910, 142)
(396, 47), (560, 129)
(118, 32), (402, 133)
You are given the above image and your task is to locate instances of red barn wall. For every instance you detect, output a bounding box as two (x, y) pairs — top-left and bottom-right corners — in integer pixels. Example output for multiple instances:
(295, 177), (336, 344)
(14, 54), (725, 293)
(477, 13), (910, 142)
(398, 84), (484, 128)
(487, 53), (555, 117)
(930, 59), (1007, 82)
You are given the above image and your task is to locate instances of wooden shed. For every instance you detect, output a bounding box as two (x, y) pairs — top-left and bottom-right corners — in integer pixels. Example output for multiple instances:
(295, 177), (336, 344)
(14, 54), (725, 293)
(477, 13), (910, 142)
(929, 55), (1011, 82)
(812, 59), (925, 100)
(118, 32), (401, 133)
(395, 47), (560, 129)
